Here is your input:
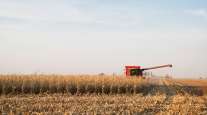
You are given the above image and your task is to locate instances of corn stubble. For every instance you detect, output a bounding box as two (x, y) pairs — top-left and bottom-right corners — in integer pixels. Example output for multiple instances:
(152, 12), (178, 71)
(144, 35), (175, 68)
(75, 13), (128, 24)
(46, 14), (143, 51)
(1, 94), (207, 115)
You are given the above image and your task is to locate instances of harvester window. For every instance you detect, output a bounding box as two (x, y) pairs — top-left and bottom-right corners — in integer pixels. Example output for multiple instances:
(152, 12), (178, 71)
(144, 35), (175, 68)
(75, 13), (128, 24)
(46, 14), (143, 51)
(130, 69), (139, 76)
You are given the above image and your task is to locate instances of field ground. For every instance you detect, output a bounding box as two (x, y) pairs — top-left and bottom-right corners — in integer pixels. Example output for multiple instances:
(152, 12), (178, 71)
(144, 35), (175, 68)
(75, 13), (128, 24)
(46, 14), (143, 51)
(1, 75), (207, 114)
(1, 94), (207, 115)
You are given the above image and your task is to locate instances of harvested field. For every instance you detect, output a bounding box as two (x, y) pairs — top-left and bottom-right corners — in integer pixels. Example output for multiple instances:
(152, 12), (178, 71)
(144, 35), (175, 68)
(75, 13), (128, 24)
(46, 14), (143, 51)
(174, 79), (207, 86)
(0, 75), (207, 114)
(1, 94), (207, 114)
(174, 79), (207, 95)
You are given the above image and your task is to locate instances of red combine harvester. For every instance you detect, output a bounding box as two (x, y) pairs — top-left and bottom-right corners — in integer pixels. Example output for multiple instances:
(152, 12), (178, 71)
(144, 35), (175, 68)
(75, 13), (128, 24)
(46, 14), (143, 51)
(125, 64), (172, 78)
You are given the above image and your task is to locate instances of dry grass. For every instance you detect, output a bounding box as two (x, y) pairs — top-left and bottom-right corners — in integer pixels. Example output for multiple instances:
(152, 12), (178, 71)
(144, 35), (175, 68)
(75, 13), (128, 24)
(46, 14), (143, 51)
(0, 74), (148, 95)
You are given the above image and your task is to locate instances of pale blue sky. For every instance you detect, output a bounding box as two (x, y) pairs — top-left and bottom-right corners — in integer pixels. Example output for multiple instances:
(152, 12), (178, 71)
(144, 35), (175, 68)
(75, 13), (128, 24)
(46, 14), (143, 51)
(0, 0), (207, 77)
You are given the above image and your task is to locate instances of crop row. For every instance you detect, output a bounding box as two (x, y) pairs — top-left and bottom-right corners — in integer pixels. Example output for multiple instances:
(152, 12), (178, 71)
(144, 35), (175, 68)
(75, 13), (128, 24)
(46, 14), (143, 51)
(0, 75), (148, 95)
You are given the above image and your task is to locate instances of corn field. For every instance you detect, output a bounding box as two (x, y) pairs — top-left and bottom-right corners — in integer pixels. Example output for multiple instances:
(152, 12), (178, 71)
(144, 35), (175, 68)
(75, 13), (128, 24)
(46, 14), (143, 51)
(0, 74), (148, 95)
(1, 74), (207, 114)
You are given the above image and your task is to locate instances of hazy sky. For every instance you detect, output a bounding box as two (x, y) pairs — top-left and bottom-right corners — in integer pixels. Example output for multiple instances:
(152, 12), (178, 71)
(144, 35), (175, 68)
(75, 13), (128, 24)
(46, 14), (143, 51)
(0, 0), (207, 77)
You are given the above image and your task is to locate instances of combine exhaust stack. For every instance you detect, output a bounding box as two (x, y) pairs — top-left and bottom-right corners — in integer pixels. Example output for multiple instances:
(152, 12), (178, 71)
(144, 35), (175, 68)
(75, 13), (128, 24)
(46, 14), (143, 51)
(125, 64), (172, 77)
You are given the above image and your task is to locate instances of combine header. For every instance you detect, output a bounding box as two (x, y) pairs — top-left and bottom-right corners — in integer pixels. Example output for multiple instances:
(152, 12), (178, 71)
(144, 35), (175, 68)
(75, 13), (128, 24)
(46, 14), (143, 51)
(125, 64), (172, 78)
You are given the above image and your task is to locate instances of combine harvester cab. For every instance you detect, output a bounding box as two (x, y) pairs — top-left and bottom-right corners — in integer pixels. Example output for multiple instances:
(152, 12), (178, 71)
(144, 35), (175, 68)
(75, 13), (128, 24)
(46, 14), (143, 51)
(125, 64), (172, 78)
